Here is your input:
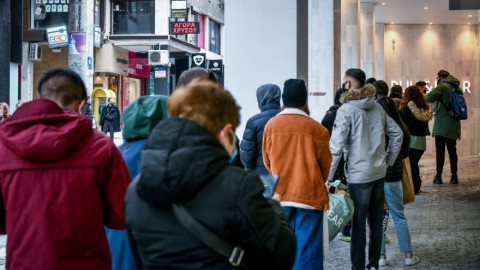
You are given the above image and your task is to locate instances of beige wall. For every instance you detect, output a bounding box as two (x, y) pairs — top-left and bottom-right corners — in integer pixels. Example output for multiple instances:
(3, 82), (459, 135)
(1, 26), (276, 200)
(384, 24), (480, 156)
(33, 46), (69, 99)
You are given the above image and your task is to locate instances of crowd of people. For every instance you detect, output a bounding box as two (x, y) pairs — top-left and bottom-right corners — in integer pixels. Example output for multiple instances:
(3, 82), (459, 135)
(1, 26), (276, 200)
(0, 66), (463, 270)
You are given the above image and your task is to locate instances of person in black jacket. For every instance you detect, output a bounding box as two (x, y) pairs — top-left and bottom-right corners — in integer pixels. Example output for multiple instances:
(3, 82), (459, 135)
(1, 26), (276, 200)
(100, 97), (121, 139)
(124, 80), (297, 270)
(377, 97), (419, 267)
(81, 96), (94, 120)
(399, 86), (432, 194)
(240, 84), (281, 175)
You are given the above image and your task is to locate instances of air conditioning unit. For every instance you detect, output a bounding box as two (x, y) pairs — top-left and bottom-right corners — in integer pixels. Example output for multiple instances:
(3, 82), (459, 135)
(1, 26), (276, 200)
(148, 50), (169, 66)
(29, 43), (42, 62)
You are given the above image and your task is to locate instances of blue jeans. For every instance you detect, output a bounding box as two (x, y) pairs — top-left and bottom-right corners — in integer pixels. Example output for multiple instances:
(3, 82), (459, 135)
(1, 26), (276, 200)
(348, 178), (385, 270)
(283, 207), (324, 270)
(381, 181), (413, 254)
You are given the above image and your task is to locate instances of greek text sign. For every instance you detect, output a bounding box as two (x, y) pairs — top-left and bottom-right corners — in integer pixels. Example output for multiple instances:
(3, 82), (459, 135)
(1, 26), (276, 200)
(170, 22), (200, 35)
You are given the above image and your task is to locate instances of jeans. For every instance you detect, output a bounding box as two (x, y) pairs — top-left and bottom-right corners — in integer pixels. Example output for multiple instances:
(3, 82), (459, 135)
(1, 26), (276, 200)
(409, 148), (425, 194)
(348, 178), (385, 270)
(435, 135), (457, 175)
(381, 181), (413, 254)
(283, 207), (324, 270)
(103, 122), (115, 139)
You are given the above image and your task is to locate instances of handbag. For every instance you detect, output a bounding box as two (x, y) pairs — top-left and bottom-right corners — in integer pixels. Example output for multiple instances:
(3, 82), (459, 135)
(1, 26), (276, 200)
(171, 204), (245, 267)
(402, 157), (415, 205)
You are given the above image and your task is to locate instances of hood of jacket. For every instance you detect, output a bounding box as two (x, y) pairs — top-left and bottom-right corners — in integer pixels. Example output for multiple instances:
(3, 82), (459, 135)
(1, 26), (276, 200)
(257, 84), (281, 110)
(122, 95), (168, 141)
(340, 84), (377, 110)
(0, 99), (92, 161)
(441, 75), (460, 87)
(136, 117), (230, 205)
(407, 101), (432, 122)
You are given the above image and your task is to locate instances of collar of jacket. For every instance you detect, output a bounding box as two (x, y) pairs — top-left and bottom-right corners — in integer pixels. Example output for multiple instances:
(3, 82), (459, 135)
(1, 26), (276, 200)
(407, 100), (432, 122)
(277, 108), (310, 118)
(340, 84), (376, 103)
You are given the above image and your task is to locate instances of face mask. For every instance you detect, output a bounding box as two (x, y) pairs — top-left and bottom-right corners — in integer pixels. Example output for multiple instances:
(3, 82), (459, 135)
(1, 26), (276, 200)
(341, 82), (347, 91)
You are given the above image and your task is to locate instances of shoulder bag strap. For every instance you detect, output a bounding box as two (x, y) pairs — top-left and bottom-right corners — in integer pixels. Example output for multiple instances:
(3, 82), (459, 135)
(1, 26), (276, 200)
(171, 203), (245, 267)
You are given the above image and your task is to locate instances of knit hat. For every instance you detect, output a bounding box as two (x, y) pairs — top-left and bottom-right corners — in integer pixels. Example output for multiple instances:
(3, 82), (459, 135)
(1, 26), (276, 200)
(282, 79), (308, 107)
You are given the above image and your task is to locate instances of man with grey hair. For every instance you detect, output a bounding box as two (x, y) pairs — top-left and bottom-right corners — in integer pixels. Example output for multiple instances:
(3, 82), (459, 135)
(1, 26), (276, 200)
(328, 69), (403, 270)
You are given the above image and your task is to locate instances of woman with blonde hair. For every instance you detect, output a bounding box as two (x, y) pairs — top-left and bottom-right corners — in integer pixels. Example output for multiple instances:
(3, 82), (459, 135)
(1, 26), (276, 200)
(0, 103), (10, 121)
(399, 86), (432, 194)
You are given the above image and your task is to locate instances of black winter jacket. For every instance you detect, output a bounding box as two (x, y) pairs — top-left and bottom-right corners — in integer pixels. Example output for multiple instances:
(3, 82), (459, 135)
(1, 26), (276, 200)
(400, 105), (430, 137)
(240, 84), (281, 175)
(125, 118), (297, 270)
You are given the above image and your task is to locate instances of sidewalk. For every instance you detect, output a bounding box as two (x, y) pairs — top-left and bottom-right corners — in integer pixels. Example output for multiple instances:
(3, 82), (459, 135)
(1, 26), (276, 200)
(325, 155), (480, 269)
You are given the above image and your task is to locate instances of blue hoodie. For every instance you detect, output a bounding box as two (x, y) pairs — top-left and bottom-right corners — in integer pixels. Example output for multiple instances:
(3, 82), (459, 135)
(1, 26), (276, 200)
(240, 84), (281, 174)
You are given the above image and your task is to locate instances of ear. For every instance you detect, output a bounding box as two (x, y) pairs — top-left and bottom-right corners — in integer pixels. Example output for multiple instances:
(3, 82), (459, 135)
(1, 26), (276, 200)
(77, 100), (86, 113)
(217, 123), (235, 154)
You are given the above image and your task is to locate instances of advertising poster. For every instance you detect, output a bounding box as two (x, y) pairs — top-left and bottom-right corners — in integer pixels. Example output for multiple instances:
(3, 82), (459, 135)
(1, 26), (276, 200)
(69, 32), (86, 55)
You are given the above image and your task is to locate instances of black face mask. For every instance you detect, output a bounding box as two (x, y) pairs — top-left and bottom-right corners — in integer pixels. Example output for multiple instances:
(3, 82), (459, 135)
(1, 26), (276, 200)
(341, 82), (347, 91)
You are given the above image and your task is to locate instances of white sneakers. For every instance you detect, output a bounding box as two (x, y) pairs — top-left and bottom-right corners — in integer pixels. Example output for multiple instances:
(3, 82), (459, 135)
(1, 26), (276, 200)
(379, 256), (387, 266)
(378, 254), (420, 267)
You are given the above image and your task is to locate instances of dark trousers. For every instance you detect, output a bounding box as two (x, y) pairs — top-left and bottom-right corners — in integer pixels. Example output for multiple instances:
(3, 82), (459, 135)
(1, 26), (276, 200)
(348, 178), (385, 270)
(435, 135), (457, 175)
(409, 148), (425, 194)
(103, 122), (115, 139)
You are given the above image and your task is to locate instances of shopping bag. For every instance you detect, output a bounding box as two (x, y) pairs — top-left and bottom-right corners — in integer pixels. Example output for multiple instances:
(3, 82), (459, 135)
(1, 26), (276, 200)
(327, 193), (354, 241)
(402, 157), (415, 205)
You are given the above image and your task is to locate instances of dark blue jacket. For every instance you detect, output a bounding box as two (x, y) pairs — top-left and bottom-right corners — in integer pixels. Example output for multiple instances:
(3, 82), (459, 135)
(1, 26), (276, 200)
(240, 84), (281, 175)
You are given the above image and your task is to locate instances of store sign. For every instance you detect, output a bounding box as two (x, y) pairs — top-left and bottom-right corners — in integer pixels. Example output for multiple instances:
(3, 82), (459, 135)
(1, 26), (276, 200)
(155, 66), (167, 78)
(46, 25), (68, 48)
(171, 0), (187, 18)
(391, 80), (472, 94)
(191, 53), (206, 68)
(208, 59), (223, 73)
(170, 22), (200, 35)
(94, 26), (101, 48)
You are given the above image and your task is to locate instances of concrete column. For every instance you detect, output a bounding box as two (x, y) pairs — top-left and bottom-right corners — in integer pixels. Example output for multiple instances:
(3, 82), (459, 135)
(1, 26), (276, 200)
(360, 2), (375, 78)
(297, 0), (308, 83)
(341, 0), (360, 75)
(68, 0), (95, 94)
(21, 43), (34, 102)
(375, 23), (385, 80)
(308, 0), (336, 122)
(0, 0), (10, 104)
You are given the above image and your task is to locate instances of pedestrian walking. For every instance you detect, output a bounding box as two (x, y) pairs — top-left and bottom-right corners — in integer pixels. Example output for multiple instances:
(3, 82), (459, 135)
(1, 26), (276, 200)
(100, 97), (121, 139)
(426, 70), (462, 184)
(328, 68), (403, 270)
(0, 102), (10, 121)
(0, 68), (130, 270)
(125, 80), (296, 269)
(263, 79), (332, 270)
(81, 96), (94, 120)
(240, 83), (281, 175)
(399, 86), (432, 194)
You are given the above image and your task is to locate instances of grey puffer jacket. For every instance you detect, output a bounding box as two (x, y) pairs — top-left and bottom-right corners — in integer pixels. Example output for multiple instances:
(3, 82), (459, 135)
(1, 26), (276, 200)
(328, 84), (403, 184)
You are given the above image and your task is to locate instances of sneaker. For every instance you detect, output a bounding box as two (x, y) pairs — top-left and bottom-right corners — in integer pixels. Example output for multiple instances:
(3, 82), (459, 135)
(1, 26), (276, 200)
(339, 236), (351, 242)
(405, 255), (420, 266)
(450, 174), (459, 184)
(433, 174), (443, 184)
(379, 255), (386, 266)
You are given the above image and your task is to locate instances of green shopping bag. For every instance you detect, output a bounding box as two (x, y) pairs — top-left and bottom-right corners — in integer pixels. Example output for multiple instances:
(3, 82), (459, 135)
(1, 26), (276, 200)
(326, 181), (354, 241)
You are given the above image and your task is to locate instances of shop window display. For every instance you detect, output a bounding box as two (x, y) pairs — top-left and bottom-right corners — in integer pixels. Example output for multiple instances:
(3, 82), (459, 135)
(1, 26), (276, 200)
(31, 0), (69, 29)
(112, 0), (155, 34)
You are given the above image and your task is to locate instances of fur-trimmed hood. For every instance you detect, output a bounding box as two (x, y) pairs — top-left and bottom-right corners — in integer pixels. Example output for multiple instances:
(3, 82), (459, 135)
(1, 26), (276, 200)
(340, 84), (377, 110)
(407, 101), (432, 122)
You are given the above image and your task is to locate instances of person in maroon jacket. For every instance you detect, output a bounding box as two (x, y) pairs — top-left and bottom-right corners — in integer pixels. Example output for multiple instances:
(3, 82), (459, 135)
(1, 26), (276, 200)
(0, 68), (131, 270)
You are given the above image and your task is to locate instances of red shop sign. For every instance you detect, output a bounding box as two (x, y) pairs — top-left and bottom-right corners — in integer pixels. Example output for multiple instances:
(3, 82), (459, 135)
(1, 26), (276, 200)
(170, 22), (200, 35)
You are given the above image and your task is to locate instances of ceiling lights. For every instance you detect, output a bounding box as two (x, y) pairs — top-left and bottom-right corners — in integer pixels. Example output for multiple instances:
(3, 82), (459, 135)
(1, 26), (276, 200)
(424, 7), (428, 10)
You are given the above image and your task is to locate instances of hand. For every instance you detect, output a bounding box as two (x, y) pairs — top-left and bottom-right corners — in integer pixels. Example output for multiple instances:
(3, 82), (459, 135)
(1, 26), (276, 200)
(325, 179), (330, 188)
(271, 193), (281, 202)
(386, 164), (389, 169)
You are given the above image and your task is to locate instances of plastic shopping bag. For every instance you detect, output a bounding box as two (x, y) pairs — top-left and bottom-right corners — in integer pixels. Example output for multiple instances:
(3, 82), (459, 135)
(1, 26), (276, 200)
(327, 181), (354, 241)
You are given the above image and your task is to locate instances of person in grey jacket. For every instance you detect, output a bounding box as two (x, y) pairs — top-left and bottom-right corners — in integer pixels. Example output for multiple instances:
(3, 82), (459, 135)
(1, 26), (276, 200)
(328, 69), (403, 270)
(240, 84), (281, 175)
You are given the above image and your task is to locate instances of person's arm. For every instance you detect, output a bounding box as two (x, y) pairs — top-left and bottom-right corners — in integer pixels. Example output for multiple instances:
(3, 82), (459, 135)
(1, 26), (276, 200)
(102, 144), (131, 229)
(236, 173), (297, 269)
(328, 107), (351, 181)
(317, 129), (332, 181)
(262, 123), (272, 174)
(239, 119), (257, 170)
(425, 84), (443, 103)
(321, 111), (335, 136)
(384, 114), (403, 166)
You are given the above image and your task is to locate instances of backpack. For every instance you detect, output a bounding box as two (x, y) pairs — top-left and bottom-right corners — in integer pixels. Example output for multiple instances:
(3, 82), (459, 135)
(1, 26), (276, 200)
(439, 83), (467, 120)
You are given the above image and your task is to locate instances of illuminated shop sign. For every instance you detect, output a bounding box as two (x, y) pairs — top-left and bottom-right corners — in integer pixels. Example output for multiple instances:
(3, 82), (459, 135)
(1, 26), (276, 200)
(46, 25), (68, 48)
(170, 22), (200, 34)
(391, 80), (472, 93)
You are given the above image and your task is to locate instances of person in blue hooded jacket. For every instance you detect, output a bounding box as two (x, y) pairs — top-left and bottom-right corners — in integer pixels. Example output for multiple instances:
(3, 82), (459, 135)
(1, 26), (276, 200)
(240, 84), (281, 175)
(105, 95), (168, 270)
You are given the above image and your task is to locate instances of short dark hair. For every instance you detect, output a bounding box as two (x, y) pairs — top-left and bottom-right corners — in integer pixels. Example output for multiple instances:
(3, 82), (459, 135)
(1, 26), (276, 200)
(438, 70), (450, 79)
(389, 85), (403, 99)
(415, 81), (426, 87)
(177, 67), (218, 88)
(372, 80), (389, 98)
(38, 68), (87, 106)
(366, 77), (376, 84)
(345, 68), (366, 88)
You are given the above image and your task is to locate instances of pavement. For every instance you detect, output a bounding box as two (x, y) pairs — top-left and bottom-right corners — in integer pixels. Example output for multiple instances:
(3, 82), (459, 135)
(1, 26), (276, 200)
(0, 147), (478, 269)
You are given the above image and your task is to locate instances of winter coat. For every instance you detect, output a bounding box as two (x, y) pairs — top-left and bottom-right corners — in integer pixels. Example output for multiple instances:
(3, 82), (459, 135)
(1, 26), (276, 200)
(321, 104), (341, 135)
(124, 117), (297, 270)
(425, 75), (462, 140)
(400, 101), (432, 137)
(100, 104), (121, 132)
(0, 99), (130, 270)
(240, 84), (281, 175)
(328, 84), (403, 184)
(81, 102), (94, 120)
(263, 108), (332, 210)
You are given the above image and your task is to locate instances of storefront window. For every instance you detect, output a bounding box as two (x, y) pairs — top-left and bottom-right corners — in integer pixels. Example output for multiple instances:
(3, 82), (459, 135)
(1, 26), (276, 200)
(94, 0), (101, 27)
(187, 11), (199, 46)
(112, 0), (154, 34)
(31, 0), (69, 29)
(209, 19), (220, 54)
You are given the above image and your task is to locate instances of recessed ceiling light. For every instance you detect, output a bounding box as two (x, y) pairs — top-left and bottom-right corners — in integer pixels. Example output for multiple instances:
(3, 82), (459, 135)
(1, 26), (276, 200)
(381, 2), (386, 5)
(468, 22), (471, 25)
(424, 7), (428, 10)
(391, 22), (395, 24)
(468, 14), (473, 17)
(429, 22), (433, 25)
